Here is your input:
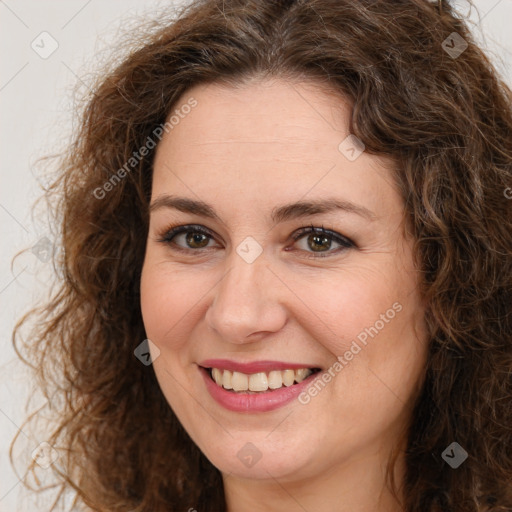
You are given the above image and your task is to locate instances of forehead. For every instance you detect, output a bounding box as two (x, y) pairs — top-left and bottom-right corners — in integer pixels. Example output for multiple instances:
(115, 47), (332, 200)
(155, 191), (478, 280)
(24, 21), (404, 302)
(160, 78), (353, 153)
(152, 78), (401, 220)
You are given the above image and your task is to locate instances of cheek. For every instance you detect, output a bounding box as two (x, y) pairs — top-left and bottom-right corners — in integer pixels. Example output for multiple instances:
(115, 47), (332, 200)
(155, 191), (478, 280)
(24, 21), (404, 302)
(140, 264), (194, 347)
(140, 265), (200, 410)
(291, 264), (405, 356)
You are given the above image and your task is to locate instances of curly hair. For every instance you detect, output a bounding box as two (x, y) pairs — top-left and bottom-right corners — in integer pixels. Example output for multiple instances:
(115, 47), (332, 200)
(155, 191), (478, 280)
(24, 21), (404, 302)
(12, 0), (512, 510)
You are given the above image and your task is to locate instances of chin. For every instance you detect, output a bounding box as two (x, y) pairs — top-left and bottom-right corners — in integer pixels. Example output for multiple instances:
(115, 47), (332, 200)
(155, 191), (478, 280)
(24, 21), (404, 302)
(200, 436), (316, 481)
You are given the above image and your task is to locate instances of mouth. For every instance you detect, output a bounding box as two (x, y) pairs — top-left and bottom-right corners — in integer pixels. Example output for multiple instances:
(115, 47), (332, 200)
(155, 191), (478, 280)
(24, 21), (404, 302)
(203, 366), (322, 394)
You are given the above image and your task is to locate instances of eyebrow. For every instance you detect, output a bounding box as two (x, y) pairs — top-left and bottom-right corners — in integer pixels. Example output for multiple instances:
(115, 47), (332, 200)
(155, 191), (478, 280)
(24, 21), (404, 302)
(149, 195), (377, 223)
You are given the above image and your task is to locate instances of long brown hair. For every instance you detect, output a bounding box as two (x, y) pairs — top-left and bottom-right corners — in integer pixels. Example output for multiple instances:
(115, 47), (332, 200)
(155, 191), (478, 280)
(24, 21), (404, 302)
(13, 0), (512, 510)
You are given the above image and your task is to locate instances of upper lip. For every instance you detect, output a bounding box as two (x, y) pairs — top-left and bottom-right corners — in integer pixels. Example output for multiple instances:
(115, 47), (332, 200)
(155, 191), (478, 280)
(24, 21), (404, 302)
(198, 359), (321, 374)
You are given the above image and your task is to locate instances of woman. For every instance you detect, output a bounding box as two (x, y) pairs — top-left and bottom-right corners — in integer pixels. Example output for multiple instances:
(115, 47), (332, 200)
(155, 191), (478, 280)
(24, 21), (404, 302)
(13, 0), (512, 510)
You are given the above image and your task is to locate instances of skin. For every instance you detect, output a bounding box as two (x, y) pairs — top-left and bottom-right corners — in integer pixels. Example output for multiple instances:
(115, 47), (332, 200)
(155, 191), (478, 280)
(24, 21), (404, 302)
(140, 78), (428, 512)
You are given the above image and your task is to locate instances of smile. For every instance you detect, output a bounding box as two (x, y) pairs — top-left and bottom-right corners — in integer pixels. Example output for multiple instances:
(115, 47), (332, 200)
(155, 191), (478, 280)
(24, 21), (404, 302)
(208, 367), (319, 393)
(198, 360), (323, 412)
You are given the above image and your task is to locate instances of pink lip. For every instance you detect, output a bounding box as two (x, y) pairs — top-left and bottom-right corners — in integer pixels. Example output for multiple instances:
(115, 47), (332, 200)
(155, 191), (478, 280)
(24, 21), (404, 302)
(198, 365), (320, 413)
(198, 359), (320, 374)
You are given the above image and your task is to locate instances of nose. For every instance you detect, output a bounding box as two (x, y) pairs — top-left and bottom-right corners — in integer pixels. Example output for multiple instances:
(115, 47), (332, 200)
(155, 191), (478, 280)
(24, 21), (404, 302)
(204, 249), (288, 344)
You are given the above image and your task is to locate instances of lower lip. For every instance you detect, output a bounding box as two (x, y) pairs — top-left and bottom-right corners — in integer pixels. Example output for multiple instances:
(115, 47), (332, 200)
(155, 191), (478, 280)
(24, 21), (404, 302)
(199, 366), (319, 413)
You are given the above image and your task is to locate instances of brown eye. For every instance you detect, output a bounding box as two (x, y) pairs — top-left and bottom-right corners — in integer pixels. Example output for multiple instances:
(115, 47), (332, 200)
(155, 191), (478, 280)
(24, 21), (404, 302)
(291, 225), (354, 258)
(304, 233), (332, 252)
(157, 225), (219, 251)
(184, 231), (210, 249)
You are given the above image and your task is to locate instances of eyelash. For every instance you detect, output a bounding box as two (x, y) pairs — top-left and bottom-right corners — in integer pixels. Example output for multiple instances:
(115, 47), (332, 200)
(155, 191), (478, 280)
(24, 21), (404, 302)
(156, 223), (355, 259)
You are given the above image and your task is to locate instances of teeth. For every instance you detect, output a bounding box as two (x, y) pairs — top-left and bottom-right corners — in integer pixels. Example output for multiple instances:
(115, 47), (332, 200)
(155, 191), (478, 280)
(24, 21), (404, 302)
(249, 372), (268, 392)
(209, 367), (315, 392)
(295, 368), (310, 381)
(231, 371), (249, 391)
(268, 370), (283, 389)
(212, 368), (223, 386)
(222, 369), (233, 390)
(282, 369), (295, 387)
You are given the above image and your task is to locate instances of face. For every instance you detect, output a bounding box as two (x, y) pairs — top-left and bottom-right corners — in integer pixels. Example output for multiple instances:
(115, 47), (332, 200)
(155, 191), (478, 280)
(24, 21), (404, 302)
(140, 78), (427, 485)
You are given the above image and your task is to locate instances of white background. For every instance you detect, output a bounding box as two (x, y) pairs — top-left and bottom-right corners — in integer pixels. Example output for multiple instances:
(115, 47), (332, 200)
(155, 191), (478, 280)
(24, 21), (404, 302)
(1, 1), (511, 510)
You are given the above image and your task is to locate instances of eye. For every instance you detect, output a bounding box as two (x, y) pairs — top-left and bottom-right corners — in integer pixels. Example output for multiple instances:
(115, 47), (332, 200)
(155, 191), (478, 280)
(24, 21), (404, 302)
(289, 224), (355, 258)
(156, 224), (219, 252)
(156, 223), (355, 258)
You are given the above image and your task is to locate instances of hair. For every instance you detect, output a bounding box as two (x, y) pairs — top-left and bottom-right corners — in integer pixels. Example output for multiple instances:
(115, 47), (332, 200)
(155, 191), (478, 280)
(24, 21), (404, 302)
(12, 0), (512, 510)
